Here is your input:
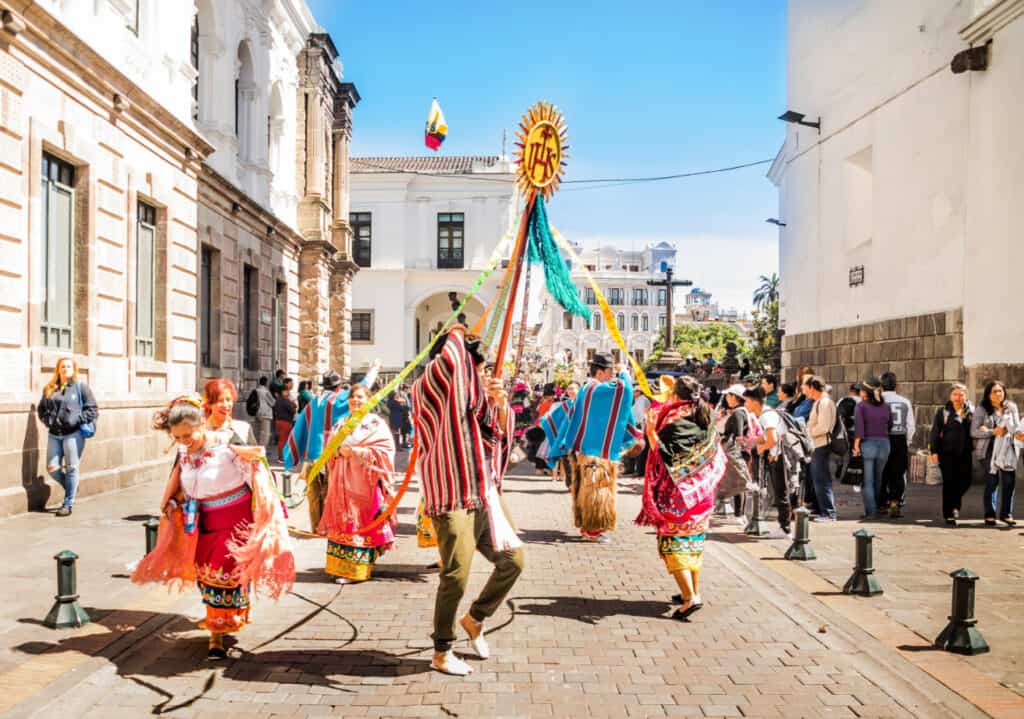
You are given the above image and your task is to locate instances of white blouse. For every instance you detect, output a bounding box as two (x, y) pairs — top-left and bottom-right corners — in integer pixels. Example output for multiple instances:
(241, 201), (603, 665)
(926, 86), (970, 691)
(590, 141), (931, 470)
(179, 442), (250, 500)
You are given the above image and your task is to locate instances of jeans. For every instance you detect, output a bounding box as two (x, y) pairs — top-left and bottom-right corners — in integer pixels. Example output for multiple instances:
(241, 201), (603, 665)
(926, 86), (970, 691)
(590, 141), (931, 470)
(810, 446), (836, 519)
(880, 434), (909, 507)
(981, 459), (1015, 519)
(859, 438), (891, 517)
(47, 431), (85, 508)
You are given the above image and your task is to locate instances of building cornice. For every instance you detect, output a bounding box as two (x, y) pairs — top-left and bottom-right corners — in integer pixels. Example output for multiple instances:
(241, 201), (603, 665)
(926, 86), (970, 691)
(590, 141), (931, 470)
(198, 164), (304, 251)
(961, 0), (1024, 43)
(2, 2), (215, 164)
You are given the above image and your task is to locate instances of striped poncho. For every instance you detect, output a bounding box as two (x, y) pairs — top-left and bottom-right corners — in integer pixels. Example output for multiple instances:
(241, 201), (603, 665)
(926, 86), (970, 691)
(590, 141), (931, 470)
(539, 398), (572, 468)
(411, 331), (513, 517)
(283, 367), (379, 472)
(548, 372), (641, 461)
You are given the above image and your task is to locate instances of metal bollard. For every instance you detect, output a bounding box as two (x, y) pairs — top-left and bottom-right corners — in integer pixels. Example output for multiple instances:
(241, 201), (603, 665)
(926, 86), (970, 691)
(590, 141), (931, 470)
(43, 550), (91, 629)
(841, 529), (883, 596)
(744, 488), (771, 537)
(281, 471), (292, 500)
(144, 517), (160, 555)
(935, 568), (989, 655)
(784, 507), (816, 560)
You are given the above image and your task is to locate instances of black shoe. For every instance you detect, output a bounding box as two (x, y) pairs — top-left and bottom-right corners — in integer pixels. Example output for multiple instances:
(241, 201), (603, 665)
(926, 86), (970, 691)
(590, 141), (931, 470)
(671, 602), (703, 621)
(207, 646), (227, 660)
(671, 594), (684, 605)
(55, 506), (72, 517)
(984, 518), (997, 526)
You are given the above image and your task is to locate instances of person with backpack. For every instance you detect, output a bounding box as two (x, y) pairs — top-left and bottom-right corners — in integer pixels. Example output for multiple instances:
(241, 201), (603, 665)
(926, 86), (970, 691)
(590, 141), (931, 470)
(853, 377), (891, 519)
(744, 387), (792, 534)
(930, 383), (974, 526)
(804, 376), (838, 521)
(880, 372), (915, 518)
(721, 384), (756, 522)
(246, 377), (275, 449)
(37, 357), (99, 516)
(970, 381), (1018, 527)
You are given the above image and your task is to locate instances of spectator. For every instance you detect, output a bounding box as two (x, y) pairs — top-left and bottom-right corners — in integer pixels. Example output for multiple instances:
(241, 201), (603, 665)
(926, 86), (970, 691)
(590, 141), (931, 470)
(930, 383), (974, 526)
(203, 378), (256, 445)
(853, 377), (891, 519)
(252, 376), (275, 448)
(740, 357), (752, 377)
(777, 382), (796, 408)
(836, 383), (861, 438)
(297, 380), (314, 413)
(789, 366), (816, 421)
(879, 372), (915, 518)
(970, 381), (1018, 527)
(388, 388), (412, 449)
(269, 369), (286, 398)
(273, 386), (297, 461)
(745, 387), (791, 534)
(36, 357), (99, 517)
(761, 374), (780, 408)
(804, 376), (837, 521)
(722, 384), (754, 521)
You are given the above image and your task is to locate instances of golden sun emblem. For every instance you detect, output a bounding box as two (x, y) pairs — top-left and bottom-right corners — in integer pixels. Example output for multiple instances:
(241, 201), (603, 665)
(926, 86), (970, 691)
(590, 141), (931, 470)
(513, 102), (569, 199)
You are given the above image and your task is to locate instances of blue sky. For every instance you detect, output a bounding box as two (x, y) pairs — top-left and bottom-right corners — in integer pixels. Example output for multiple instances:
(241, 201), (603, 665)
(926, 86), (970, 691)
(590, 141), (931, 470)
(310, 0), (785, 312)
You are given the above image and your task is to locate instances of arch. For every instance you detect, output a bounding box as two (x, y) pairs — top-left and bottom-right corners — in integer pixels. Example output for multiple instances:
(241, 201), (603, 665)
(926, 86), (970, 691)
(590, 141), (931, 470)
(413, 290), (487, 354)
(235, 40), (256, 160)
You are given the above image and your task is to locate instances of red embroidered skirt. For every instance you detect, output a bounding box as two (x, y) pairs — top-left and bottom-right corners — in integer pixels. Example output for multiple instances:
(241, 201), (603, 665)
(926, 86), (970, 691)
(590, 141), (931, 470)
(195, 486), (253, 633)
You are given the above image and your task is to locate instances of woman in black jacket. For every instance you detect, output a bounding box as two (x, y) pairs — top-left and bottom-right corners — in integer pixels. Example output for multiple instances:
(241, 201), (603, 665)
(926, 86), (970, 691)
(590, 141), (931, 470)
(929, 383), (973, 526)
(36, 357), (98, 516)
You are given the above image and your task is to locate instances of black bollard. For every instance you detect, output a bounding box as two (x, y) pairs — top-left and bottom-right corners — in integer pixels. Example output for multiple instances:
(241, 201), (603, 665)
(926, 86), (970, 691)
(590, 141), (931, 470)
(43, 550), (91, 629)
(281, 471), (292, 500)
(784, 507), (816, 560)
(744, 488), (771, 537)
(935, 568), (989, 655)
(144, 517), (160, 555)
(841, 529), (883, 596)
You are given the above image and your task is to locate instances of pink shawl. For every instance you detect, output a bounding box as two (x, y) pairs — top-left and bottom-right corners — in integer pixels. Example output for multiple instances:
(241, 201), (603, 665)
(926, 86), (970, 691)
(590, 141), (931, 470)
(318, 413), (396, 535)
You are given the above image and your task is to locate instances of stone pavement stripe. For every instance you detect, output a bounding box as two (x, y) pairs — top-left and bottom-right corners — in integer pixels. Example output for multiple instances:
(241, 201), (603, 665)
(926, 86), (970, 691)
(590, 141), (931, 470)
(718, 527), (1024, 719)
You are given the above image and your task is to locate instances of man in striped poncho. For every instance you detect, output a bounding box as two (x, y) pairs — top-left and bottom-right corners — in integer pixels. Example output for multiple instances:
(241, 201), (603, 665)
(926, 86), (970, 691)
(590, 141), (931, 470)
(412, 326), (524, 676)
(548, 353), (644, 543)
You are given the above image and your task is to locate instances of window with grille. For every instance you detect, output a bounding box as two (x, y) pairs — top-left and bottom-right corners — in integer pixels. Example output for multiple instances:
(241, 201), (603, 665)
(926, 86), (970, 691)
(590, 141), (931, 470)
(272, 281), (285, 370)
(352, 311), (372, 342)
(243, 265), (258, 370)
(659, 314), (667, 329)
(630, 314), (638, 331)
(657, 288), (667, 306)
(350, 212), (372, 267)
(584, 287), (596, 305)
(641, 314), (649, 332)
(632, 288), (648, 305)
(608, 288), (624, 305)
(41, 153), (75, 349)
(617, 313), (625, 330)
(437, 213), (464, 269)
(593, 313), (602, 331)
(200, 246), (214, 366)
(135, 201), (157, 357)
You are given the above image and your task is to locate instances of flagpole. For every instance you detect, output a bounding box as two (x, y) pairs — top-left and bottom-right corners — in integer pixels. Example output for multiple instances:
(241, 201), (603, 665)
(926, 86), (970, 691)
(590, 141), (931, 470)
(492, 192), (536, 378)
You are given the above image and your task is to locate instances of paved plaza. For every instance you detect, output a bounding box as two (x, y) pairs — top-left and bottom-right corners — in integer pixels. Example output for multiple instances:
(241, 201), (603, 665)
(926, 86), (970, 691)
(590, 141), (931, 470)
(0, 460), (1021, 718)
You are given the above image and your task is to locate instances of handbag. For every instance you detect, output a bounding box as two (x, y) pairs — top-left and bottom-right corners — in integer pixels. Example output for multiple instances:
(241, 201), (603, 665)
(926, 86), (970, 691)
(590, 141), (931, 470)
(840, 454), (863, 486)
(76, 382), (97, 438)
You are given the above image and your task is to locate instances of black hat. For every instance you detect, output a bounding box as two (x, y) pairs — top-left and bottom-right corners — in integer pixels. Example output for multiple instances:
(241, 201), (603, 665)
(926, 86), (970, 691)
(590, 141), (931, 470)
(589, 352), (614, 370)
(320, 370), (343, 390)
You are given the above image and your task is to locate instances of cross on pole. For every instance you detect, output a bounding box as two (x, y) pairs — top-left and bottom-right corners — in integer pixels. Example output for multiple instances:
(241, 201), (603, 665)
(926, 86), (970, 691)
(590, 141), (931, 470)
(647, 264), (692, 351)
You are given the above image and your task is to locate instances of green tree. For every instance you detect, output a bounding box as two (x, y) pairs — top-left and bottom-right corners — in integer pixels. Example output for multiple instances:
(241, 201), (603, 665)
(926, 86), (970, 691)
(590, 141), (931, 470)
(753, 273), (779, 312)
(647, 322), (749, 368)
(749, 298), (779, 373)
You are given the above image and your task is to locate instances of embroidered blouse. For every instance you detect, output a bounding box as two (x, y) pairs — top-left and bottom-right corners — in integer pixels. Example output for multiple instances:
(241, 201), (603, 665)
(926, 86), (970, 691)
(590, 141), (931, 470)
(179, 443), (250, 500)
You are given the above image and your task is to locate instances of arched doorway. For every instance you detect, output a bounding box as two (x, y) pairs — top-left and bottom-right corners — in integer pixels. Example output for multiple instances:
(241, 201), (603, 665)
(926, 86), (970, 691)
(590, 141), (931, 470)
(414, 291), (487, 353)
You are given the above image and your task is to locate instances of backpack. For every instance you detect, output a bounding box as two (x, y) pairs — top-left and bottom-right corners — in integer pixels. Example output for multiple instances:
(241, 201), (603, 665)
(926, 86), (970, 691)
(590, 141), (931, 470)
(245, 389), (260, 417)
(774, 410), (813, 471)
(827, 407), (849, 456)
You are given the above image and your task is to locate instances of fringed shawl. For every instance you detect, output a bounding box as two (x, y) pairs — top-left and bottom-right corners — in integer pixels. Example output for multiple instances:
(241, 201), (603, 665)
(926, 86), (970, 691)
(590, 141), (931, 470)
(318, 413), (396, 534)
(132, 446), (295, 600)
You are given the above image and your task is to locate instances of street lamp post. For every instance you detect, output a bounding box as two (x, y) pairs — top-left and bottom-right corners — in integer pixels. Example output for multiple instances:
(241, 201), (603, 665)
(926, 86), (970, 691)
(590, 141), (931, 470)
(647, 263), (692, 371)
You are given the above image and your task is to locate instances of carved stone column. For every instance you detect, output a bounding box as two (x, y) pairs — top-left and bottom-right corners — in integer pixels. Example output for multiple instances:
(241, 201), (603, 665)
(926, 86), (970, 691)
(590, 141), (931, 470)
(330, 260), (358, 379)
(298, 241), (333, 378)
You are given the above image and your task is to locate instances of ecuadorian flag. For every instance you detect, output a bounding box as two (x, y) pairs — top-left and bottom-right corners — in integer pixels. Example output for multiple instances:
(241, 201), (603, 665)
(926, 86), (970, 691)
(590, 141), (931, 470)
(425, 98), (447, 151)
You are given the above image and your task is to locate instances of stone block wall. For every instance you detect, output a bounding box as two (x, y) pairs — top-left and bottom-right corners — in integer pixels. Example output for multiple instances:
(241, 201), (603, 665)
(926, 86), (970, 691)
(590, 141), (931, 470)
(782, 309), (964, 448)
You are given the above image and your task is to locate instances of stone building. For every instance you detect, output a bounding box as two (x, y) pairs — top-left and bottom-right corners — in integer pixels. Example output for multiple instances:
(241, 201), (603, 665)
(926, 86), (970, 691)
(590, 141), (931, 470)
(770, 0), (1024, 446)
(537, 242), (678, 369)
(0, 0), (358, 517)
(347, 156), (516, 377)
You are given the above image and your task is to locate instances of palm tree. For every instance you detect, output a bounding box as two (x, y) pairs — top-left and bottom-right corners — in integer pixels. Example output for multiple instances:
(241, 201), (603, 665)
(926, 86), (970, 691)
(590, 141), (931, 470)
(753, 273), (779, 311)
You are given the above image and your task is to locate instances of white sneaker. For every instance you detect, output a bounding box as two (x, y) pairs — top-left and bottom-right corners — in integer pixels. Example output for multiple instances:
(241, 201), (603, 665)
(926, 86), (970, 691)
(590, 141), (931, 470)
(460, 614), (490, 659)
(596, 534), (611, 544)
(431, 650), (474, 675)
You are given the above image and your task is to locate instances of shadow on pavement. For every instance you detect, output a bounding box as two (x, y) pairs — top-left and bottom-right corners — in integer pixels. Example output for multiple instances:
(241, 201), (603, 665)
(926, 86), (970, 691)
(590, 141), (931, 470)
(516, 527), (582, 545)
(509, 596), (670, 625)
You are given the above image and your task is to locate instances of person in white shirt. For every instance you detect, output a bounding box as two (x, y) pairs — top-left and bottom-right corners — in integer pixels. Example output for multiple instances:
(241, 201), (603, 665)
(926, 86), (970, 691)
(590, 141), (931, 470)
(804, 376), (838, 520)
(880, 372), (915, 518)
(744, 387), (790, 534)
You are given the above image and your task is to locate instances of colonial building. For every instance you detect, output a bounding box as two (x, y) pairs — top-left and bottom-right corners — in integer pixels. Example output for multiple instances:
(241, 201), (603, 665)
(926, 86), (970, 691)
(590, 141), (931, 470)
(0, 0), (358, 517)
(537, 242), (678, 368)
(770, 0), (1024, 446)
(347, 156), (516, 376)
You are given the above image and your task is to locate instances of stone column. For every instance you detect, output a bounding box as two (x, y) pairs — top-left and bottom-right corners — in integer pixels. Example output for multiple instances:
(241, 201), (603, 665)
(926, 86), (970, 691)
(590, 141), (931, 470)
(330, 260), (357, 378)
(305, 90), (324, 197)
(330, 129), (351, 256)
(298, 241), (333, 378)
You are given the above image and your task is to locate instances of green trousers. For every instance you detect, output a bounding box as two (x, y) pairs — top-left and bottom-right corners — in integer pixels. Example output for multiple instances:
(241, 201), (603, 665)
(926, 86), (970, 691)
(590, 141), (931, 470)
(431, 503), (525, 652)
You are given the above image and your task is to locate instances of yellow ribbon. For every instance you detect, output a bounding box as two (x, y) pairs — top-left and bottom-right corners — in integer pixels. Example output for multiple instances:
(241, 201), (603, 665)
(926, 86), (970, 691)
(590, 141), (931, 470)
(551, 228), (655, 399)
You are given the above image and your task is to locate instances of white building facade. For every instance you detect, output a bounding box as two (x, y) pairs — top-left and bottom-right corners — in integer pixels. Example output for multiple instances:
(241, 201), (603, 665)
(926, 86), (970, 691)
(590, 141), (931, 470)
(770, 0), (1024, 445)
(537, 242), (678, 368)
(348, 156), (517, 375)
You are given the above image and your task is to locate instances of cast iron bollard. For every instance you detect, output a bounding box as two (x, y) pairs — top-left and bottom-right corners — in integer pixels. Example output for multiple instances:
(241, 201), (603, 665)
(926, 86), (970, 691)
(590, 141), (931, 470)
(144, 517), (160, 555)
(744, 487), (771, 537)
(43, 550), (90, 629)
(281, 471), (292, 500)
(841, 529), (883, 596)
(784, 507), (816, 560)
(935, 568), (989, 655)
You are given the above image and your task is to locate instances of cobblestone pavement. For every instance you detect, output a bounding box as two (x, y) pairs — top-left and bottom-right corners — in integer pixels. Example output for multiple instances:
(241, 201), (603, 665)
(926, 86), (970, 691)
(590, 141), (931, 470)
(0, 458), (1016, 718)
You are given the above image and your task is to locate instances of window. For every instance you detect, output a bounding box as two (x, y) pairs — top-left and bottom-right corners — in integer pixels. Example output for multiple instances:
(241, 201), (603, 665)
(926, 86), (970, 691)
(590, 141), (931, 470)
(608, 288), (624, 305)
(200, 246), (214, 366)
(611, 349), (621, 362)
(190, 13), (199, 120)
(629, 265), (640, 272)
(659, 314), (667, 329)
(586, 348), (596, 363)
(584, 287), (596, 305)
(234, 78), (240, 137)
(352, 311), (372, 342)
(437, 213), (464, 268)
(40, 153), (75, 349)
(242, 264), (258, 370)
(562, 312), (573, 330)
(630, 313), (638, 331)
(632, 288), (648, 306)
(272, 281), (285, 371)
(657, 288), (667, 306)
(135, 201), (157, 356)
(633, 349), (645, 364)
(350, 212), (371, 267)
(616, 313), (625, 330)
(641, 314), (649, 332)
(593, 313), (602, 331)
